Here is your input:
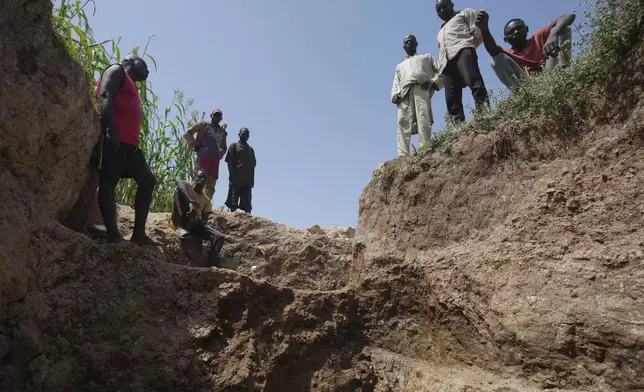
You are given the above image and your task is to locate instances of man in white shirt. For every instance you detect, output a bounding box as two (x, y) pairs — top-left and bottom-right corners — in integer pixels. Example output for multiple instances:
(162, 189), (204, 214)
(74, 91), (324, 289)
(436, 0), (489, 124)
(391, 34), (444, 156)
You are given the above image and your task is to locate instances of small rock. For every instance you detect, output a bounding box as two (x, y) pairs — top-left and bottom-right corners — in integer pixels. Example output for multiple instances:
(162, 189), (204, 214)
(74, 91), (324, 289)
(177, 357), (190, 372)
(602, 174), (609, 183)
(585, 362), (608, 376)
(306, 225), (326, 235)
(546, 188), (556, 195)
(567, 198), (581, 212)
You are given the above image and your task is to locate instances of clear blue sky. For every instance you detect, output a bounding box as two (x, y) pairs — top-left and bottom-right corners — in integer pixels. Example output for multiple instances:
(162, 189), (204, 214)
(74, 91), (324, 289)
(82, 0), (585, 229)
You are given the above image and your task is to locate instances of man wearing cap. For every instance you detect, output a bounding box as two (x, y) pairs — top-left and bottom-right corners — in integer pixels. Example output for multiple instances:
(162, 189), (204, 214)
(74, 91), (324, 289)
(184, 109), (228, 200)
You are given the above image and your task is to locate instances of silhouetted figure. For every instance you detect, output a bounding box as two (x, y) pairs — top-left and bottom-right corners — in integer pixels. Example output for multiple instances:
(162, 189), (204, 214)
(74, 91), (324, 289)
(225, 128), (256, 214)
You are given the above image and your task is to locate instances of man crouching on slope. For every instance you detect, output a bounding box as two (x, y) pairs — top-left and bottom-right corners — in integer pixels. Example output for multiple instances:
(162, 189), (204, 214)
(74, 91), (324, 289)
(169, 170), (225, 267)
(476, 10), (576, 89)
(391, 34), (443, 157)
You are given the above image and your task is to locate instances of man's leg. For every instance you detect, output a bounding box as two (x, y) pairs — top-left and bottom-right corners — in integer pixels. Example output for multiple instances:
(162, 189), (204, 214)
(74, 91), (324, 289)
(224, 183), (237, 211)
(197, 156), (217, 200)
(238, 187), (252, 213)
(411, 85), (433, 149)
(545, 26), (573, 69)
(490, 53), (528, 89)
(122, 148), (157, 245)
(192, 223), (225, 267)
(396, 97), (413, 156)
(97, 144), (130, 242)
(442, 62), (466, 124)
(204, 176), (216, 201)
(456, 48), (490, 112)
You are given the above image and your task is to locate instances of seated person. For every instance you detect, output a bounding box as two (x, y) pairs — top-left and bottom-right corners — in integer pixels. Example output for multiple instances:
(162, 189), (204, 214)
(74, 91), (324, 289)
(476, 10), (576, 88)
(169, 170), (225, 266)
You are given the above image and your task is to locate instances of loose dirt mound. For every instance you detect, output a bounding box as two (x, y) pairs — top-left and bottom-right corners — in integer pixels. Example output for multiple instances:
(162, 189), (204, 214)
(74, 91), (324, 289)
(2, 0), (644, 391)
(105, 205), (353, 291)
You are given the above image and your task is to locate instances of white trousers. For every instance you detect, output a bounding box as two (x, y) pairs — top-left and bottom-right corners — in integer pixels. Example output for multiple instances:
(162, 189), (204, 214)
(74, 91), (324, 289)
(397, 84), (432, 156)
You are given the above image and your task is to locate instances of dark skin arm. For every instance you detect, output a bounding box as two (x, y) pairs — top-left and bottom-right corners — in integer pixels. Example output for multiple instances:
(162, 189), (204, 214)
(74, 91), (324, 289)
(97, 64), (125, 149)
(475, 10), (504, 57)
(543, 13), (576, 57)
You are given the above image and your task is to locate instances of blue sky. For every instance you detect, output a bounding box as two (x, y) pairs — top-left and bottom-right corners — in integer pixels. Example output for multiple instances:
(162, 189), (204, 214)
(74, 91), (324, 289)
(83, 0), (585, 229)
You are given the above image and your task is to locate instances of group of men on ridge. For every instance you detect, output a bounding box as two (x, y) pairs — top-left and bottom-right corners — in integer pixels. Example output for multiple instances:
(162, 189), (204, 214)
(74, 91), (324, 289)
(94, 57), (256, 265)
(392, 0), (575, 156)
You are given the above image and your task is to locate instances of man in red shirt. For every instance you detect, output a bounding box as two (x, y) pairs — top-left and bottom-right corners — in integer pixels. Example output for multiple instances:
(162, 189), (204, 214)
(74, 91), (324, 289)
(476, 11), (576, 89)
(95, 55), (158, 245)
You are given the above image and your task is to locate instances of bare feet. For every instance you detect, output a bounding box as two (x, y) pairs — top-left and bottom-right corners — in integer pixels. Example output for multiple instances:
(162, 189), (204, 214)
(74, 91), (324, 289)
(129, 233), (159, 246)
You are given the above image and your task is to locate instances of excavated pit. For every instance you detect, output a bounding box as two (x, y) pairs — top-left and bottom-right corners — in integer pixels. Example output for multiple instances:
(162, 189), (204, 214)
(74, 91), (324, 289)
(1, 0), (644, 391)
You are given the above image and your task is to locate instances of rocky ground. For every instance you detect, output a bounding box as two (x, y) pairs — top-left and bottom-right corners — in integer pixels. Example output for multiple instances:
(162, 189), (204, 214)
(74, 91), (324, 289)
(1, 0), (644, 391)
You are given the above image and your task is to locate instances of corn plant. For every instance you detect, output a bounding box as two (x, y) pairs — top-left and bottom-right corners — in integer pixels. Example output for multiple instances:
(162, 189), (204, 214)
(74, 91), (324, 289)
(52, 0), (202, 212)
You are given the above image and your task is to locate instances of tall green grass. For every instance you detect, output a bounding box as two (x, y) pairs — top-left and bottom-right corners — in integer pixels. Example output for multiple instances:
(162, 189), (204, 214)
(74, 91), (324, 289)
(52, 0), (203, 212)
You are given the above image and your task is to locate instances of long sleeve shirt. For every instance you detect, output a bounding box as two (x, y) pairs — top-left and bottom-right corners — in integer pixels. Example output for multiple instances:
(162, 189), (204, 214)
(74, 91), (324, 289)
(391, 53), (443, 102)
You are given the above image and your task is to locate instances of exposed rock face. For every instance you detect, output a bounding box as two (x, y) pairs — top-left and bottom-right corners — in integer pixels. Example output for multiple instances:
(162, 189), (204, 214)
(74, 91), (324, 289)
(2, 0), (644, 391)
(355, 99), (644, 391)
(0, 0), (98, 306)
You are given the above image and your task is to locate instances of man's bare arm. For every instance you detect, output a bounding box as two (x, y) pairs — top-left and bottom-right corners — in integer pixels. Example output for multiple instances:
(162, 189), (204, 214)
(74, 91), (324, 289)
(97, 64), (125, 142)
(551, 13), (576, 37)
(476, 11), (504, 57)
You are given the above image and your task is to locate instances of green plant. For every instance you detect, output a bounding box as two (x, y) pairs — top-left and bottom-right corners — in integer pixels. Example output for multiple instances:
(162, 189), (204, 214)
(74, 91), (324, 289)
(52, 0), (203, 212)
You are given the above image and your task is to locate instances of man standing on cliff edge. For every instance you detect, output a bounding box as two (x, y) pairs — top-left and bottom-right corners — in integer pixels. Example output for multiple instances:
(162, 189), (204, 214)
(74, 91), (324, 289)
(94, 55), (157, 245)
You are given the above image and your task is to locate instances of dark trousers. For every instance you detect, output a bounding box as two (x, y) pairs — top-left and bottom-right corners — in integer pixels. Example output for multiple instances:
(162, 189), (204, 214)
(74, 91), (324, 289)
(173, 188), (225, 265)
(442, 48), (490, 123)
(225, 185), (252, 213)
(99, 142), (156, 238)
